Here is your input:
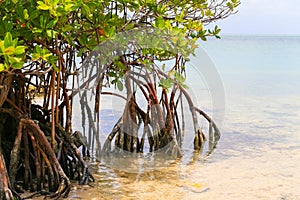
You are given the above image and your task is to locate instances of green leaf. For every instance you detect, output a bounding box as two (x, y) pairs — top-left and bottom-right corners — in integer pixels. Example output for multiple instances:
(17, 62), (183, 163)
(0, 41), (4, 53)
(24, 9), (29, 20)
(52, 64), (59, 72)
(4, 32), (13, 48)
(115, 60), (126, 71)
(4, 46), (15, 55)
(62, 24), (73, 32)
(47, 19), (58, 29)
(176, 10), (185, 22)
(180, 83), (189, 89)
(46, 30), (57, 38)
(174, 72), (186, 83)
(40, 15), (45, 28)
(30, 10), (40, 20)
(8, 56), (22, 64)
(200, 35), (207, 41)
(32, 28), (43, 34)
(34, 46), (51, 60)
(12, 62), (24, 69)
(0, 63), (5, 71)
(214, 25), (221, 34)
(155, 17), (165, 28)
(32, 53), (40, 61)
(108, 72), (116, 77)
(105, 26), (116, 38)
(168, 70), (176, 77)
(15, 46), (27, 55)
(78, 33), (88, 45)
(117, 79), (123, 91)
(77, 48), (85, 57)
(37, 1), (50, 10)
(35, 45), (42, 54)
(16, 4), (24, 20)
(82, 4), (90, 16)
(47, 55), (58, 65)
(159, 78), (173, 90)
(124, 22), (135, 30)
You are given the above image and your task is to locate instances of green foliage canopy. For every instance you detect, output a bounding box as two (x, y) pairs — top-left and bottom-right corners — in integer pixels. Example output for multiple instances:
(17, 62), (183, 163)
(0, 0), (239, 72)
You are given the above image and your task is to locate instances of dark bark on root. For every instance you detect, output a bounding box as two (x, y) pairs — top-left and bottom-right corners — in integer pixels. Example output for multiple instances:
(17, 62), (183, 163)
(0, 108), (93, 199)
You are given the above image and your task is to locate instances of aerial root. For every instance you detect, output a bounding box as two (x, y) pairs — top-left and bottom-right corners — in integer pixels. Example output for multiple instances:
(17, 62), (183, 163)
(55, 125), (94, 185)
(0, 111), (92, 199)
(0, 151), (14, 200)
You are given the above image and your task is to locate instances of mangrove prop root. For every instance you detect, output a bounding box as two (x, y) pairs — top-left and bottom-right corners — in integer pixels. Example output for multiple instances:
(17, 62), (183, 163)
(21, 118), (71, 199)
(102, 93), (184, 157)
(0, 149), (14, 200)
(45, 178), (71, 200)
(70, 142), (94, 185)
(55, 125), (94, 185)
(100, 69), (220, 157)
(0, 109), (91, 199)
(23, 129), (30, 191)
(8, 121), (23, 190)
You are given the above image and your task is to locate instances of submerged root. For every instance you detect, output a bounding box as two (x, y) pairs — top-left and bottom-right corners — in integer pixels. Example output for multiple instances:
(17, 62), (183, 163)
(102, 95), (183, 158)
(45, 177), (70, 200)
(194, 128), (206, 151)
(101, 76), (220, 158)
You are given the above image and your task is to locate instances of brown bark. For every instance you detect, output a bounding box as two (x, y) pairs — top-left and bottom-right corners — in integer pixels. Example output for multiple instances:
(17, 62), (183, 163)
(0, 149), (13, 200)
(8, 120), (23, 189)
(20, 118), (71, 198)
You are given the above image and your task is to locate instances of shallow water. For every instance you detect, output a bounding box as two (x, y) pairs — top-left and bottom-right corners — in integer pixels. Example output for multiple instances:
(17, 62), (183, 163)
(66, 35), (300, 200)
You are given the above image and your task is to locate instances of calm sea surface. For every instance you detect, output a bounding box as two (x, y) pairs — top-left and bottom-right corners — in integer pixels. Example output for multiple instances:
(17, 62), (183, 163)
(69, 35), (300, 199)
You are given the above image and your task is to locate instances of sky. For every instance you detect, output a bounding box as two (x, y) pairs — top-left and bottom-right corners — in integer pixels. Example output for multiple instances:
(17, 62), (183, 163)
(212, 0), (300, 35)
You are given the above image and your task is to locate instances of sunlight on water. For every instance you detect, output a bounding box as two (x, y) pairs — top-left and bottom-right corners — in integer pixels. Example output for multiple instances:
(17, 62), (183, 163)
(68, 35), (300, 200)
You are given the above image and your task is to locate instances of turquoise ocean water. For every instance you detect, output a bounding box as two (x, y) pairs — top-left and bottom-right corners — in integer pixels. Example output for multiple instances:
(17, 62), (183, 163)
(194, 35), (300, 199)
(202, 35), (300, 97)
(200, 35), (300, 146)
